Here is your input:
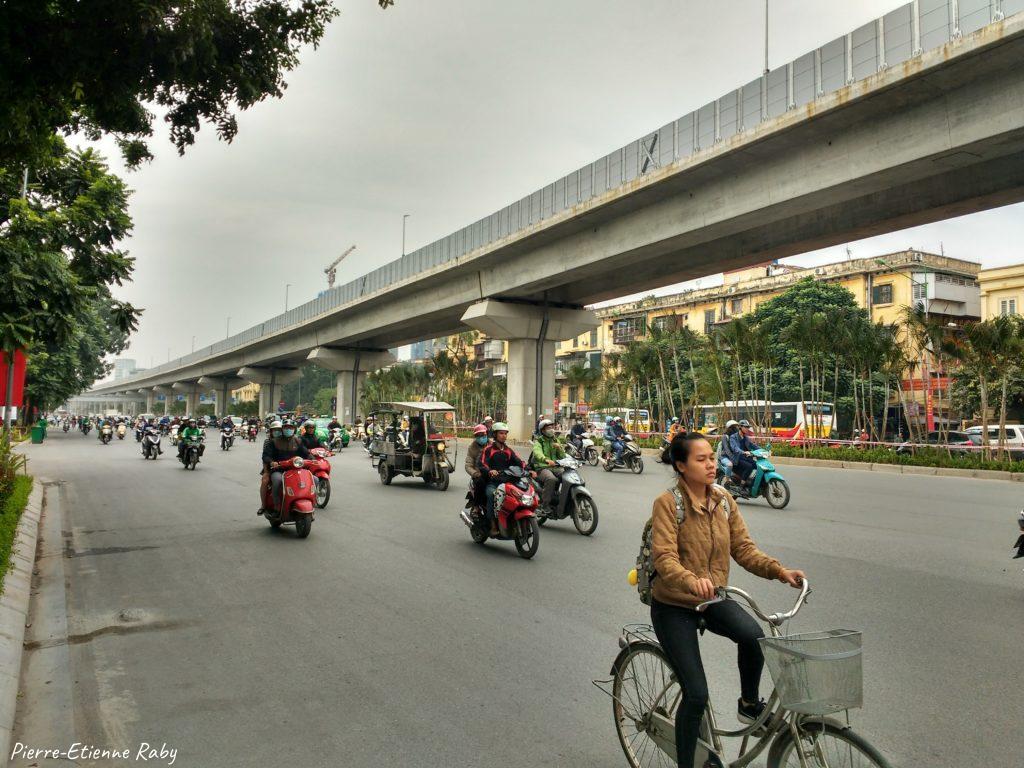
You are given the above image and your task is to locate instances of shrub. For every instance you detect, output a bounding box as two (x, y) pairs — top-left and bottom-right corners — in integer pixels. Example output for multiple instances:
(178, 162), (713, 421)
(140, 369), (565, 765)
(0, 475), (32, 592)
(769, 442), (1024, 473)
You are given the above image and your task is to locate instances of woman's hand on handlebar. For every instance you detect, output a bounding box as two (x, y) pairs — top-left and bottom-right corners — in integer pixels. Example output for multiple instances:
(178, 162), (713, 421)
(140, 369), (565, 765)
(779, 569), (806, 588)
(692, 577), (716, 601)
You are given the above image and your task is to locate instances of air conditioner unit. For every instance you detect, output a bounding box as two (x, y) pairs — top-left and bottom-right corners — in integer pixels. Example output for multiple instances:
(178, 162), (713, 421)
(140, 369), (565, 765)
(911, 253), (923, 262)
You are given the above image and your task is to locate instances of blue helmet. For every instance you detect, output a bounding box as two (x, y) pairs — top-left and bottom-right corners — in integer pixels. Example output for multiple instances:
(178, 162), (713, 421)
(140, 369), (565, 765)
(605, 416), (613, 424)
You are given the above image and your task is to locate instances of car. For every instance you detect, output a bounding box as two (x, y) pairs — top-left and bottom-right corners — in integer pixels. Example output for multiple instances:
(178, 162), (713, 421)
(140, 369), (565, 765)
(895, 430), (979, 455)
(963, 424), (1024, 460)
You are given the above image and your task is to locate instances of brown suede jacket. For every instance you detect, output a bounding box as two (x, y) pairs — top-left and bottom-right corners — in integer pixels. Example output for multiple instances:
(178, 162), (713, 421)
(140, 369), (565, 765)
(651, 481), (785, 608)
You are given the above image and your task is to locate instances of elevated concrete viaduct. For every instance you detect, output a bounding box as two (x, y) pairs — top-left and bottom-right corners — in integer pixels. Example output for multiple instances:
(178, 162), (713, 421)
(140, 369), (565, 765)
(86, 10), (1024, 438)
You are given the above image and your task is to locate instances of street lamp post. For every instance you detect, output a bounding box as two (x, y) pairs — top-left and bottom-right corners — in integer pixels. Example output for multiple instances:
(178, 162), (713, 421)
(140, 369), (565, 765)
(191, 336), (196, 353)
(285, 284), (292, 313)
(402, 214), (410, 256)
(226, 316), (231, 339)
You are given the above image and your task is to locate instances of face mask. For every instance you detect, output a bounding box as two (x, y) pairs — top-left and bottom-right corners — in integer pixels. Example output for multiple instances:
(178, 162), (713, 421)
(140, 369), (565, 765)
(282, 429), (295, 438)
(475, 435), (488, 446)
(542, 428), (555, 438)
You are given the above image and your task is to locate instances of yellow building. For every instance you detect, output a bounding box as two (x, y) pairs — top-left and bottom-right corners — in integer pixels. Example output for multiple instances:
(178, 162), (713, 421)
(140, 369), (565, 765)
(232, 382), (260, 403)
(555, 250), (980, 423)
(978, 263), (1024, 319)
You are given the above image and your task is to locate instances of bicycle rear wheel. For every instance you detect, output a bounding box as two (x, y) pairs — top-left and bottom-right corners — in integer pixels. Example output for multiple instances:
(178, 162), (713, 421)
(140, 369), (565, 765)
(612, 641), (678, 768)
(768, 720), (893, 768)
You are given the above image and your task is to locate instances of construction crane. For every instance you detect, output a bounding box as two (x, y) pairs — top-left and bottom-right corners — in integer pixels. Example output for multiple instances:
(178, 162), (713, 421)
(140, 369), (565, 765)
(324, 245), (356, 289)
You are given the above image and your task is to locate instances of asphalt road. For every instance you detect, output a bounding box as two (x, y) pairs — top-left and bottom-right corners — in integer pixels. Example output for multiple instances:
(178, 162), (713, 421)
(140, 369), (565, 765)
(12, 429), (1024, 768)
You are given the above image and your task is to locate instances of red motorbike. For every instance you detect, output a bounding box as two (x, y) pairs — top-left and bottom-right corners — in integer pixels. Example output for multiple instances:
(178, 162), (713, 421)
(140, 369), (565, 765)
(308, 447), (333, 508)
(247, 423), (258, 442)
(459, 466), (540, 559)
(259, 457), (319, 538)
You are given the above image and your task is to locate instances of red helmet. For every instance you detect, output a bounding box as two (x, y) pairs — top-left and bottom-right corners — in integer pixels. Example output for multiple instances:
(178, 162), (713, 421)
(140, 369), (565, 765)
(473, 424), (488, 436)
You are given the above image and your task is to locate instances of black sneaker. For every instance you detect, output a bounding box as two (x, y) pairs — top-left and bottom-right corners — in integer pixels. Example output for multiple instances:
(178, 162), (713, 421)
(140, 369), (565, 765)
(737, 698), (767, 725)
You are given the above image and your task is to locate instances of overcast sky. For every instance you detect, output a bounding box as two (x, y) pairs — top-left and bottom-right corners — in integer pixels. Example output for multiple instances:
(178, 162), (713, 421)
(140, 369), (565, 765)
(95, 0), (1024, 373)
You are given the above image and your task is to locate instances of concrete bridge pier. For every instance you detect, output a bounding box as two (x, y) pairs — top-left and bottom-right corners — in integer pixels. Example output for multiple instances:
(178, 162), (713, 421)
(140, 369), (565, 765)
(237, 367), (301, 418)
(461, 300), (599, 441)
(138, 389), (155, 414)
(153, 386), (174, 415)
(171, 382), (201, 417)
(198, 376), (246, 417)
(306, 348), (396, 424)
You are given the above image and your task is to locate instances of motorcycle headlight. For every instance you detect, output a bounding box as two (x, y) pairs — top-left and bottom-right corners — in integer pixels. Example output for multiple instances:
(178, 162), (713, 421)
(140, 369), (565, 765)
(437, 441), (446, 452)
(521, 492), (535, 505)
(292, 457), (304, 468)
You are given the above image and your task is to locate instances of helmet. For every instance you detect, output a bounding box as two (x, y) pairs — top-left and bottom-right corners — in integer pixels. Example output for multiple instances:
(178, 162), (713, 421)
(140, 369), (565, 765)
(472, 424), (488, 436)
(537, 418), (555, 432)
(483, 415), (493, 424)
(269, 420), (283, 434)
(491, 422), (509, 433)
(188, 418), (197, 425)
(738, 419), (751, 428)
(605, 416), (613, 424)
(671, 417), (679, 424)
(614, 416), (622, 423)
(302, 421), (316, 431)
(725, 419), (739, 430)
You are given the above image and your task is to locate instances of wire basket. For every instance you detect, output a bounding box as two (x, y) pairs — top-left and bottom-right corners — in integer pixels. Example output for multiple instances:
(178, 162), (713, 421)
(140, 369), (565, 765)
(759, 629), (862, 715)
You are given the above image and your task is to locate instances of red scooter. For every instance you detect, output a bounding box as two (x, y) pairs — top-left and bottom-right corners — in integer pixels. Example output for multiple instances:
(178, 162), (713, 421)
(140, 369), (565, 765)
(260, 457), (319, 538)
(459, 466), (540, 559)
(308, 447), (333, 508)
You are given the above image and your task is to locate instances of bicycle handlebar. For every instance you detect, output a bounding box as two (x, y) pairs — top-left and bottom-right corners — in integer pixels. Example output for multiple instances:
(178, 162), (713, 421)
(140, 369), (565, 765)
(696, 579), (811, 626)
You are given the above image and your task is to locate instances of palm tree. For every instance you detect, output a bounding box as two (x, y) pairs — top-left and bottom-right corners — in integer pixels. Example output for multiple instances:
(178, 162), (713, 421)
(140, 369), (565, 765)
(941, 320), (1002, 460)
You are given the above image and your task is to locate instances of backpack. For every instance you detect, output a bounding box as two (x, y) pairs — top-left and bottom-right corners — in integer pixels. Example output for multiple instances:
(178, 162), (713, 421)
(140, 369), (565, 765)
(634, 485), (732, 605)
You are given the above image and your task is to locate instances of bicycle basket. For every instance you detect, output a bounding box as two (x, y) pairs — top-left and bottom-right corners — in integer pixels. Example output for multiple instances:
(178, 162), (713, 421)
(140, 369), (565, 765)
(759, 629), (862, 715)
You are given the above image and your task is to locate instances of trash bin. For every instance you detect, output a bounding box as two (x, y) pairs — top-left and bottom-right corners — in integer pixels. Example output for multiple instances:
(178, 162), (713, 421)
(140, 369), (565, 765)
(30, 425), (44, 444)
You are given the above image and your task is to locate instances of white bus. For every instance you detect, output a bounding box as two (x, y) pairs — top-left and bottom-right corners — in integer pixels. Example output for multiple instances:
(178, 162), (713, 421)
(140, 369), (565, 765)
(697, 400), (836, 439)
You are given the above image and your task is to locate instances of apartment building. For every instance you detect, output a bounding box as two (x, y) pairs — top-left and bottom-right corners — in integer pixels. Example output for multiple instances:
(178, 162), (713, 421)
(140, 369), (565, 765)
(978, 263), (1024, 319)
(554, 250), (980, 427)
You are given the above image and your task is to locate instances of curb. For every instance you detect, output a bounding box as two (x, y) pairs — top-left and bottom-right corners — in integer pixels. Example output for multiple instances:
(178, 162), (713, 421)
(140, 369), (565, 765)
(771, 455), (1020, 482)
(0, 479), (44, 762)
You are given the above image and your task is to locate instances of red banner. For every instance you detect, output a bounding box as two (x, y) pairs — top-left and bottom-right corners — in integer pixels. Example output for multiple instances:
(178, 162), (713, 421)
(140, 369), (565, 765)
(0, 350), (27, 407)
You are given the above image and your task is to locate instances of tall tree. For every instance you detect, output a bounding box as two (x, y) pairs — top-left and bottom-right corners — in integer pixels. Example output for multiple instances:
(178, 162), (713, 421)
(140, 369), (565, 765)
(0, 1), (395, 167)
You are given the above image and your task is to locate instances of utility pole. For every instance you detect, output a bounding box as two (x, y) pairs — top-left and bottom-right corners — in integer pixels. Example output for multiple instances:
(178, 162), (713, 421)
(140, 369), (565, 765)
(285, 284), (292, 312)
(764, 0), (770, 75)
(402, 214), (410, 256)
(226, 316), (231, 338)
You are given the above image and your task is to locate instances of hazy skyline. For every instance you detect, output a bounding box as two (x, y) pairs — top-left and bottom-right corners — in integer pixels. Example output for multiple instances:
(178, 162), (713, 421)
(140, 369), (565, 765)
(88, 0), (1023, 372)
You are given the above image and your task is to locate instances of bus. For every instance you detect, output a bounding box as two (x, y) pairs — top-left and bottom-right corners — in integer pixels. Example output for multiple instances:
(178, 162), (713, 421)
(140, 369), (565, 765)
(696, 400), (836, 439)
(587, 408), (652, 434)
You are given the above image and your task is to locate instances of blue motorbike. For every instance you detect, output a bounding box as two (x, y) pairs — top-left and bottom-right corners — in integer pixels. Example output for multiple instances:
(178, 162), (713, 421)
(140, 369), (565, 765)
(716, 447), (791, 509)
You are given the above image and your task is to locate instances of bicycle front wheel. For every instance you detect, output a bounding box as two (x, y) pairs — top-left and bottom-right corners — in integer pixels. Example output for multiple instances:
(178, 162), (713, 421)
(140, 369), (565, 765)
(612, 641), (679, 768)
(768, 719), (893, 768)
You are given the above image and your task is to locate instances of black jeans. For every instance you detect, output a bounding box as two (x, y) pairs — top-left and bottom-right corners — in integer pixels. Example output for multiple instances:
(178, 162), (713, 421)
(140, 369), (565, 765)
(650, 598), (765, 768)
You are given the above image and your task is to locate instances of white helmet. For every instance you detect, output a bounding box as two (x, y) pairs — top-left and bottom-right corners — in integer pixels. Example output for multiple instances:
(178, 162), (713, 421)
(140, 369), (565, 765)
(725, 419), (739, 430)
(538, 418), (555, 432)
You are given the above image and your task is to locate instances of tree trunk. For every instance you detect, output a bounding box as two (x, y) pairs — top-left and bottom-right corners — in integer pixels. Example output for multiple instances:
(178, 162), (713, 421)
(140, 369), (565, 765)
(999, 375), (1009, 461)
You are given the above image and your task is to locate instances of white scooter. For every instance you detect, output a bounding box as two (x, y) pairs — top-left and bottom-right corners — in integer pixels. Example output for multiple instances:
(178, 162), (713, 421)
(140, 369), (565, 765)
(566, 431), (599, 466)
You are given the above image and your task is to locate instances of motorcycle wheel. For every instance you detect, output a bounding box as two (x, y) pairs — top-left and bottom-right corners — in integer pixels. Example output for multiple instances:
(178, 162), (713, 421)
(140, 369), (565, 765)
(188, 452), (198, 471)
(586, 448), (599, 467)
(470, 524), (488, 544)
(379, 462), (393, 485)
(268, 517), (282, 529)
(630, 456), (644, 475)
(571, 496), (599, 536)
(601, 457), (613, 472)
(433, 467), (449, 491)
(294, 515), (312, 539)
(315, 478), (331, 509)
(764, 478), (791, 510)
(514, 518), (540, 559)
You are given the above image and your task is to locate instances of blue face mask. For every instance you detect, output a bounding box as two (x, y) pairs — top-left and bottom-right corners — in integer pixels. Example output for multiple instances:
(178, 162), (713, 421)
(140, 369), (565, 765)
(475, 435), (488, 446)
(282, 428), (295, 438)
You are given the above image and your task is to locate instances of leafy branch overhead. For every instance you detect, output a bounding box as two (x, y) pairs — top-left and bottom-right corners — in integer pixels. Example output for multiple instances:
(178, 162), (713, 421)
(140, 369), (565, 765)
(0, 1), (396, 168)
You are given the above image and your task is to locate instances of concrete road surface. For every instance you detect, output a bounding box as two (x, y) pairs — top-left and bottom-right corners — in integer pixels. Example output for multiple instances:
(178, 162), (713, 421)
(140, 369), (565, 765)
(11, 429), (1024, 767)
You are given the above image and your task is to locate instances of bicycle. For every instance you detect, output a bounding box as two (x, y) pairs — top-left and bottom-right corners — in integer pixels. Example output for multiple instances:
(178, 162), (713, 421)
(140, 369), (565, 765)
(595, 580), (893, 767)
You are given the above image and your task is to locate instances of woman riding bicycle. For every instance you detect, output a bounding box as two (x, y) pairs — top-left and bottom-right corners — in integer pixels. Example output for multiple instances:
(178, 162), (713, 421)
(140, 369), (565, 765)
(652, 432), (805, 768)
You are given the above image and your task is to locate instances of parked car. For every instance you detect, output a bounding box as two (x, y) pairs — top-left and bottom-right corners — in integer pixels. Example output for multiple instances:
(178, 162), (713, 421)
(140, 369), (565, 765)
(895, 430), (980, 455)
(964, 424), (1024, 460)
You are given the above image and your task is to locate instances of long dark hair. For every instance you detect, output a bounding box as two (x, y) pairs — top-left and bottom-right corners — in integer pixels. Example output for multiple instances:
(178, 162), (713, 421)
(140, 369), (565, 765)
(660, 431), (711, 471)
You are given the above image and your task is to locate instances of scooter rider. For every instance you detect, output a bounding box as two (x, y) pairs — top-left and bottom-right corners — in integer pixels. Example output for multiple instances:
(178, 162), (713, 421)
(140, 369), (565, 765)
(728, 420), (760, 486)
(464, 424), (490, 509)
(568, 417), (586, 452)
(531, 419), (566, 513)
(603, 417), (622, 464)
(260, 419), (312, 513)
(479, 423), (531, 535)
(327, 416), (342, 432)
(177, 418), (203, 460)
(718, 419), (739, 477)
(299, 420), (327, 451)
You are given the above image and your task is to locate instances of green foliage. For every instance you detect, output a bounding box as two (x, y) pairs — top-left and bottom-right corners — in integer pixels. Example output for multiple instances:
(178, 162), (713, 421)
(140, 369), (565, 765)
(0, 475), (32, 591)
(0, 1), (405, 166)
(281, 364), (335, 410)
(769, 442), (1024, 473)
(312, 387), (336, 415)
(231, 400), (260, 416)
(1, 137), (139, 414)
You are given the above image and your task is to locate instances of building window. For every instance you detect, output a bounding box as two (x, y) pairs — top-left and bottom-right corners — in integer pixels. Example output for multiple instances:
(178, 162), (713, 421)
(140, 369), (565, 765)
(872, 283), (893, 305)
(912, 283), (926, 301)
(612, 316), (645, 344)
(730, 298), (744, 314)
(1001, 298), (1017, 316)
(703, 308), (716, 333)
(589, 329), (598, 347)
(568, 386), (578, 403)
(651, 314), (681, 333)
